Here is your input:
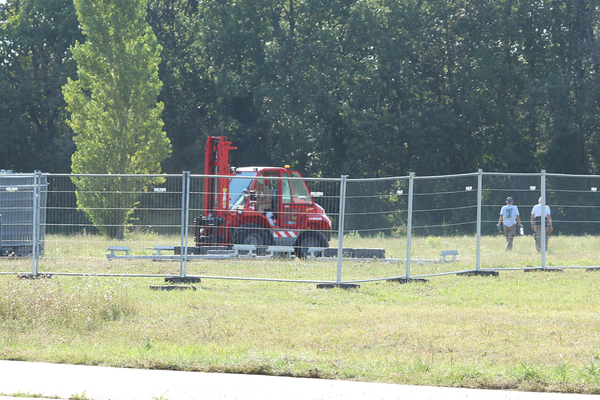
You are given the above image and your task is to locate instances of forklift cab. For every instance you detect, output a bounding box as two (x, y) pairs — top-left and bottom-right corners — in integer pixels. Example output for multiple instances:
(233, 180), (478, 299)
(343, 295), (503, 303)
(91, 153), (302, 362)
(232, 168), (314, 229)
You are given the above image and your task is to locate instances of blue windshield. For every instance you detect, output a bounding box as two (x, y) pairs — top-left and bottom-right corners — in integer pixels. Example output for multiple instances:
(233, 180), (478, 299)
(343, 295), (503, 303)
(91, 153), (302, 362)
(230, 172), (257, 208)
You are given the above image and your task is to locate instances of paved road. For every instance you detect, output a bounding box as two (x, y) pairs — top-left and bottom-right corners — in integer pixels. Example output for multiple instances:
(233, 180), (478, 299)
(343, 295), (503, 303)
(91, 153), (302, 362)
(0, 360), (596, 400)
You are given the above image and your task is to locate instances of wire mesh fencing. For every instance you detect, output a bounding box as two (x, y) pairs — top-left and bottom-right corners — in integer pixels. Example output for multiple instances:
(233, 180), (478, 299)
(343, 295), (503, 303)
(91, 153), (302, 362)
(0, 171), (47, 274)
(0, 172), (344, 282)
(341, 173), (481, 282)
(479, 172), (600, 270)
(31, 173), (189, 277)
(544, 173), (600, 266)
(1, 170), (599, 283)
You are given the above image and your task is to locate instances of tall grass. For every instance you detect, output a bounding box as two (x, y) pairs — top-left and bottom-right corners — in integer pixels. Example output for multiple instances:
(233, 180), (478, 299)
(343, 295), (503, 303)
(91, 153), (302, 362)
(0, 278), (137, 332)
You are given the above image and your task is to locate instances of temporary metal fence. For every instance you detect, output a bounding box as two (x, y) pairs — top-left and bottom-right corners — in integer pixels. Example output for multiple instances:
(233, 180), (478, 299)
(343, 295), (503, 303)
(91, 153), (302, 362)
(0, 171), (47, 259)
(1, 170), (599, 284)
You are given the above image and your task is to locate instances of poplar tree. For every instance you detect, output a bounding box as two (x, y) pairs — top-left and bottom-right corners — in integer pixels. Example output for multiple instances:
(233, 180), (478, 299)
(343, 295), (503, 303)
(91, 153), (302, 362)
(63, 0), (171, 238)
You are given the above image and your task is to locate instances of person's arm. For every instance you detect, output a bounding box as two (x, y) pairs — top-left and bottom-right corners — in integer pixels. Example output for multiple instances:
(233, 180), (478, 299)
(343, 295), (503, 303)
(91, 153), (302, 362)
(530, 212), (535, 231)
(516, 214), (521, 224)
(547, 213), (553, 231)
(497, 212), (504, 233)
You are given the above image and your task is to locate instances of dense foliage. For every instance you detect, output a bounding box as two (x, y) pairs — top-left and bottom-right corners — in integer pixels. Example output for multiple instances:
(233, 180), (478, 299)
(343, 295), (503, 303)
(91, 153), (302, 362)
(63, 0), (171, 238)
(1, 0), (599, 178)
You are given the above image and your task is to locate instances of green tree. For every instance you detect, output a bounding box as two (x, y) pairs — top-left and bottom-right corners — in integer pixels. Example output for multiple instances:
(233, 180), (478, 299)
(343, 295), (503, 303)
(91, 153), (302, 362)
(536, 0), (600, 174)
(0, 0), (81, 172)
(146, 0), (216, 173)
(63, 0), (171, 238)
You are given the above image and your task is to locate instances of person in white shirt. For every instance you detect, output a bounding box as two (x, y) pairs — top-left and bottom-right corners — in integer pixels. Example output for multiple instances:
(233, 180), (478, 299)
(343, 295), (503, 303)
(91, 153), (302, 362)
(498, 197), (522, 250)
(530, 197), (553, 252)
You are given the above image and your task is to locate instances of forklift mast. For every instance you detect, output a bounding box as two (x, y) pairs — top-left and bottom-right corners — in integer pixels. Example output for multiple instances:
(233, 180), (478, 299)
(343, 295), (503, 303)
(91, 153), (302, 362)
(203, 136), (237, 217)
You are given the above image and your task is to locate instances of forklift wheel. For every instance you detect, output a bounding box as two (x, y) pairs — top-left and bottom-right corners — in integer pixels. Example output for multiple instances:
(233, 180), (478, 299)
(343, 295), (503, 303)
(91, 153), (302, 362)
(233, 223), (271, 246)
(295, 231), (328, 258)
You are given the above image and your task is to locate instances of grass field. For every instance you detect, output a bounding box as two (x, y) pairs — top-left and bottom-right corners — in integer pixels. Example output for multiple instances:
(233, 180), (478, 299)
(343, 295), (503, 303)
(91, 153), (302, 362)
(1, 234), (600, 394)
(4, 231), (599, 278)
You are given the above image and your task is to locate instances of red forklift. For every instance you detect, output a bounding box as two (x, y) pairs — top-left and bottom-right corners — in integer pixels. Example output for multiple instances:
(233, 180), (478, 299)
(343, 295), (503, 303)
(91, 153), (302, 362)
(193, 136), (331, 257)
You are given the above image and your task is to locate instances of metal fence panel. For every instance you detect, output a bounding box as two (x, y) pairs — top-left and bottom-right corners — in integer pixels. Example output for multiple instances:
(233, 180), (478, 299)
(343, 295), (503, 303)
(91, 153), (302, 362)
(33, 173), (186, 277)
(340, 177), (409, 281)
(0, 172), (47, 257)
(545, 173), (600, 267)
(479, 173), (546, 270)
(2, 170), (600, 281)
(408, 173), (480, 277)
(340, 174), (480, 282)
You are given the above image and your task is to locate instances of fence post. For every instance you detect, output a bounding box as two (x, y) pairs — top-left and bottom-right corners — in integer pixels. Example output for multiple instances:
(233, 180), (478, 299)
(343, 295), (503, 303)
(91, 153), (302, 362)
(31, 171), (39, 275)
(476, 169), (482, 271)
(179, 171), (190, 277)
(336, 175), (348, 284)
(541, 170), (547, 269)
(185, 171), (191, 276)
(36, 171), (42, 274)
(406, 172), (414, 279)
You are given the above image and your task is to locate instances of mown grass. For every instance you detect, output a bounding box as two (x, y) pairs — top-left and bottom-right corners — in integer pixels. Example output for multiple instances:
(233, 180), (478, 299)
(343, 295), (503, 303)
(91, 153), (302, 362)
(1, 234), (600, 394)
